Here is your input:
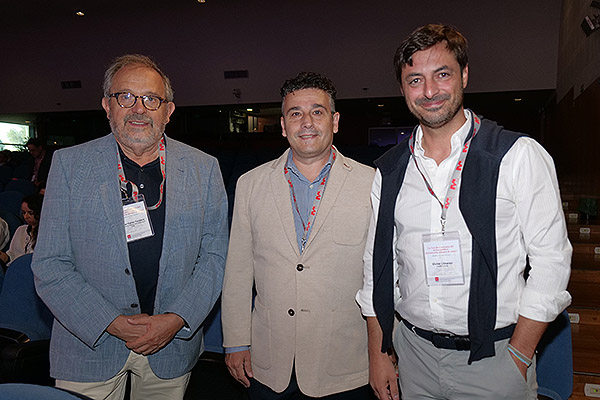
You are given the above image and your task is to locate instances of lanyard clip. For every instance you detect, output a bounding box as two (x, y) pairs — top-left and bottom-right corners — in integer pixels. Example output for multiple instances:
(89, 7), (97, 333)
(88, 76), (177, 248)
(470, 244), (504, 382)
(440, 217), (447, 234)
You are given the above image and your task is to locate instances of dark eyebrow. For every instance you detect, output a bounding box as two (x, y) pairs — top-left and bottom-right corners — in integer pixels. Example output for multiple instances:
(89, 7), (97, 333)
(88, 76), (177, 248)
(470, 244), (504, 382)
(285, 105), (301, 115)
(285, 103), (327, 115)
(116, 89), (164, 97)
(404, 65), (451, 81)
(404, 72), (422, 80)
(434, 65), (451, 74)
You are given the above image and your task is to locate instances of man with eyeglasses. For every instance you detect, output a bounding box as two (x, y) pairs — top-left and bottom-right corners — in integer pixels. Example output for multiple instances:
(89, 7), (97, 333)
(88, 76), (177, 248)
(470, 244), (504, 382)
(32, 54), (228, 400)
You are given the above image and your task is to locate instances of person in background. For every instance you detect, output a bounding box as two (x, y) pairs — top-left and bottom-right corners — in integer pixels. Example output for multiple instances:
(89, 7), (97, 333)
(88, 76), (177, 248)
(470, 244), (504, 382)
(26, 138), (52, 187)
(0, 193), (43, 266)
(0, 150), (13, 167)
(0, 218), (10, 257)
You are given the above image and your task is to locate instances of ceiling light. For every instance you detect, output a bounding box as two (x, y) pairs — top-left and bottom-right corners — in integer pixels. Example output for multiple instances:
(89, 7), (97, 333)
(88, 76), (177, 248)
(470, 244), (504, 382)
(514, 98), (522, 102)
(76, 11), (85, 16)
(246, 108), (253, 112)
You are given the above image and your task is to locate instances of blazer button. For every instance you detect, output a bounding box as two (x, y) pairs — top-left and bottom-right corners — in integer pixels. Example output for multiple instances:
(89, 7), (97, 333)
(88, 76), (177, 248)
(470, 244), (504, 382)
(296, 264), (304, 271)
(288, 309), (295, 316)
(125, 269), (131, 275)
(131, 303), (138, 309)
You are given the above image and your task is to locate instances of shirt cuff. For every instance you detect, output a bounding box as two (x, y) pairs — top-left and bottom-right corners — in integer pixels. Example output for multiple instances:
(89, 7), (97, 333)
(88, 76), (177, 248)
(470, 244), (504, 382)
(355, 289), (376, 317)
(519, 287), (572, 322)
(225, 345), (250, 354)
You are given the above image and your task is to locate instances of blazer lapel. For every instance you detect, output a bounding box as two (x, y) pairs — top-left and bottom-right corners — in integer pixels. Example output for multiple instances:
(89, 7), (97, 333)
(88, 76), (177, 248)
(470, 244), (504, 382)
(270, 150), (300, 258)
(303, 147), (350, 251)
(160, 136), (185, 269)
(97, 135), (130, 264)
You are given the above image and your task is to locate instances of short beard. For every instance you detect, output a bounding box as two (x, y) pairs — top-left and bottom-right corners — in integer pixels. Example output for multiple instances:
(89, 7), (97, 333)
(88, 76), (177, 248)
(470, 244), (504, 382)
(110, 116), (165, 154)
(409, 87), (464, 129)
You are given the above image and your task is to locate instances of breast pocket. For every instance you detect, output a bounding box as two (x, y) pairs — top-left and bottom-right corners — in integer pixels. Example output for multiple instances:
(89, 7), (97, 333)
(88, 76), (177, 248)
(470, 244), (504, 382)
(331, 206), (370, 246)
(173, 199), (205, 249)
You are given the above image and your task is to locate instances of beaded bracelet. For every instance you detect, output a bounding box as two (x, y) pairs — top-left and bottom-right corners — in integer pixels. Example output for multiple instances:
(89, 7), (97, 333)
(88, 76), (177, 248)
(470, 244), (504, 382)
(507, 343), (533, 368)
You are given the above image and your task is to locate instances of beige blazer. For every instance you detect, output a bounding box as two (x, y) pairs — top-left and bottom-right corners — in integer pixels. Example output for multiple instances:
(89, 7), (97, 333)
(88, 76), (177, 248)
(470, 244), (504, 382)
(222, 148), (374, 397)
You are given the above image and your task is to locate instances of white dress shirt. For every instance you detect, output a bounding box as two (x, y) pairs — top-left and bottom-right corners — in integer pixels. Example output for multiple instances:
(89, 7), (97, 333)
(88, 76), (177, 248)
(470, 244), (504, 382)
(356, 111), (572, 335)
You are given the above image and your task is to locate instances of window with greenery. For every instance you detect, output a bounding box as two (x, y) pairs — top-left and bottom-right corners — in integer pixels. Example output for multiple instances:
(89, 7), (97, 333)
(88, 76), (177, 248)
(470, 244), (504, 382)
(0, 122), (30, 151)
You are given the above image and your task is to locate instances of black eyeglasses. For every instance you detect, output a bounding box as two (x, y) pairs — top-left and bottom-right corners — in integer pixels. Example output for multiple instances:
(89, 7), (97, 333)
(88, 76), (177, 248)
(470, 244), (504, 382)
(108, 92), (168, 111)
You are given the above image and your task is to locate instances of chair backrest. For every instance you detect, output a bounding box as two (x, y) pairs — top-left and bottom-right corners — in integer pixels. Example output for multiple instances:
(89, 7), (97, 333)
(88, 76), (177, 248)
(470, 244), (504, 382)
(0, 266), (4, 294)
(0, 191), (25, 217)
(0, 165), (13, 187)
(0, 211), (23, 244)
(0, 254), (53, 341)
(4, 179), (36, 197)
(536, 310), (573, 400)
(0, 383), (86, 400)
(11, 163), (33, 181)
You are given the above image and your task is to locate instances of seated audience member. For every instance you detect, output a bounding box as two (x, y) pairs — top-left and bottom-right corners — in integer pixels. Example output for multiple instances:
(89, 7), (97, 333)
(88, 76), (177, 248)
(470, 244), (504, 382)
(0, 150), (13, 167)
(0, 194), (43, 266)
(26, 138), (52, 188)
(0, 217), (9, 250)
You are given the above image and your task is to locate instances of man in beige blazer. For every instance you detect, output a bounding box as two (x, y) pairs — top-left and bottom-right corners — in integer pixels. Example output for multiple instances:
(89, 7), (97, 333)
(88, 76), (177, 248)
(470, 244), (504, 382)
(222, 72), (374, 399)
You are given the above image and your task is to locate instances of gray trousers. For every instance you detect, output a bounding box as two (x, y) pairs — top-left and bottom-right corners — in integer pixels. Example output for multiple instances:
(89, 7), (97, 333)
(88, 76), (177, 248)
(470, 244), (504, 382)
(394, 322), (538, 399)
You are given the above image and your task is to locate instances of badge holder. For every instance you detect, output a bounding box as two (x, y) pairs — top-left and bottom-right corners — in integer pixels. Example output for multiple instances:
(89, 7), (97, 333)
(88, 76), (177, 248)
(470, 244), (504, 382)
(422, 231), (465, 286)
(122, 194), (155, 243)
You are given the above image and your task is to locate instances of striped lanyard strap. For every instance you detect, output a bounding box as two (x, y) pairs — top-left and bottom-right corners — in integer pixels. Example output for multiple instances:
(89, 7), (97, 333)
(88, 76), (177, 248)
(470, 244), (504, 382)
(284, 147), (336, 252)
(117, 137), (166, 211)
(408, 111), (481, 233)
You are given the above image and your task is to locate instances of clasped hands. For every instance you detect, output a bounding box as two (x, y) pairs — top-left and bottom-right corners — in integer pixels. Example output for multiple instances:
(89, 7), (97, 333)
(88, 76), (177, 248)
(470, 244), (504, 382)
(106, 313), (185, 356)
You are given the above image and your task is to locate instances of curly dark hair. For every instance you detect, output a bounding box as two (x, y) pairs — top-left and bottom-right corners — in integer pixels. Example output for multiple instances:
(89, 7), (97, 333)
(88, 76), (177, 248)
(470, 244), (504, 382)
(394, 24), (468, 83)
(280, 72), (337, 113)
(23, 193), (43, 222)
(23, 193), (44, 250)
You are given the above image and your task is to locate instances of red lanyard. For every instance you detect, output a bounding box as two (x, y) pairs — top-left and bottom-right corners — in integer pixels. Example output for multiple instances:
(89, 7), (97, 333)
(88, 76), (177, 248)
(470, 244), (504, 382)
(408, 111), (481, 233)
(284, 147), (336, 252)
(117, 137), (166, 211)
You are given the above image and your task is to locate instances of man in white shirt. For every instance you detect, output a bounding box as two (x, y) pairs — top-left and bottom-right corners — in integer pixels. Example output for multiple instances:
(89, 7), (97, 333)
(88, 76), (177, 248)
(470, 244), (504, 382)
(356, 24), (572, 400)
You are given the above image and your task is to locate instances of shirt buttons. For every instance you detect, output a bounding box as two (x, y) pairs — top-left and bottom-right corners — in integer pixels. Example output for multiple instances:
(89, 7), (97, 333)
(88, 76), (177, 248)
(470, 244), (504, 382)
(288, 309), (295, 316)
(131, 303), (139, 309)
(139, 183), (145, 189)
(296, 264), (304, 271)
(125, 269), (131, 275)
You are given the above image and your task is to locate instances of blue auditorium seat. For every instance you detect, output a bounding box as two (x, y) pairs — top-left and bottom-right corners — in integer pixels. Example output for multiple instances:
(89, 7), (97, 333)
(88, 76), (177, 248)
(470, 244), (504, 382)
(536, 310), (573, 400)
(4, 179), (36, 196)
(0, 191), (24, 217)
(0, 254), (54, 384)
(0, 383), (89, 399)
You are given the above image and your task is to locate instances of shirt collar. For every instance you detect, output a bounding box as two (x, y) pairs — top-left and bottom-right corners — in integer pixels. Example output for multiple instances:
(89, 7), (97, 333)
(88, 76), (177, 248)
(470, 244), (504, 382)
(414, 110), (472, 159)
(285, 147), (335, 184)
(117, 144), (160, 169)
